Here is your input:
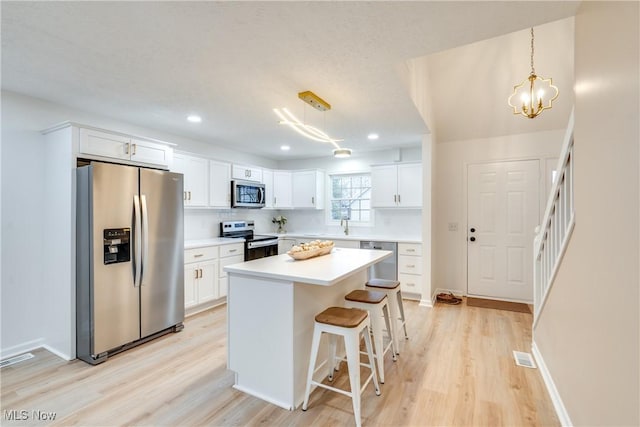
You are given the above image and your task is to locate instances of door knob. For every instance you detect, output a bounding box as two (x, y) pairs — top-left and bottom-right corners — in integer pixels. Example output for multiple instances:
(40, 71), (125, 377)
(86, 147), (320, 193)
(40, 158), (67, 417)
(470, 227), (476, 233)
(469, 236), (476, 242)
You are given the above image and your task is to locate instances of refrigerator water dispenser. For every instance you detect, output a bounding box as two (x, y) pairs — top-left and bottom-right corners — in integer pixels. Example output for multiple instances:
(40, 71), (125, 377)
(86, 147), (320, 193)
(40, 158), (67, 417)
(103, 228), (130, 264)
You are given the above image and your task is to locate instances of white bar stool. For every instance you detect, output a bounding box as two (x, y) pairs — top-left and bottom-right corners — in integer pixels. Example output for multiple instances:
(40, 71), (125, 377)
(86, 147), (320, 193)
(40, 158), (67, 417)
(302, 306), (380, 427)
(344, 289), (396, 383)
(365, 279), (408, 354)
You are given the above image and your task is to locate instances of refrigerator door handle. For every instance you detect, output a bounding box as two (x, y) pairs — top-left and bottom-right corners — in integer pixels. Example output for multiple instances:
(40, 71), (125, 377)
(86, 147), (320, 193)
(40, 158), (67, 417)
(133, 195), (142, 288)
(140, 194), (150, 285)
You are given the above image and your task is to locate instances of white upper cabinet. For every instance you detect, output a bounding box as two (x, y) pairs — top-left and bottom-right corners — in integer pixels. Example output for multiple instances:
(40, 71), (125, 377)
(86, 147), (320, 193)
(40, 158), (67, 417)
(232, 164), (263, 182)
(397, 163), (422, 207)
(209, 160), (231, 208)
(262, 169), (274, 209)
(79, 128), (172, 168)
(262, 169), (293, 209)
(292, 170), (324, 209)
(128, 137), (172, 167)
(371, 162), (422, 208)
(273, 170), (293, 209)
(173, 153), (208, 207)
(371, 164), (398, 208)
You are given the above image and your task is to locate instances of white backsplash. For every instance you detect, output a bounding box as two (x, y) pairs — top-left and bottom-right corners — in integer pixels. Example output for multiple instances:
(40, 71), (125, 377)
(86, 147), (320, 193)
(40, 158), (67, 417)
(184, 209), (278, 239)
(185, 208), (422, 240)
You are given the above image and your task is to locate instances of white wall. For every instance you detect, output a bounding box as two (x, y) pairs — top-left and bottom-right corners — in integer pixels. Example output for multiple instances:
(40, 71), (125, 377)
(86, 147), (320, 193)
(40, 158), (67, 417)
(1, 98), (47, 357)
(0, 91), (276, 358)
(433, 130), (565, 296)
(534, 2), (639, 425)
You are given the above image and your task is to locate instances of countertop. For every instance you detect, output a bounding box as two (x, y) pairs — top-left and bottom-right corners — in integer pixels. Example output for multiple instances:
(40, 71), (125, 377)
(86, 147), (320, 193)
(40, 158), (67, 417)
(224, 248), (392, 286)
(184, 237), (244, 249)
(276, 233), (421, 244)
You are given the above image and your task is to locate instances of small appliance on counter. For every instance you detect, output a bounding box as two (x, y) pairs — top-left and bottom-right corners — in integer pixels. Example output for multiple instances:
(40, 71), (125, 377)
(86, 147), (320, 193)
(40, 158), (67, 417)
(221, 220), (278, 260)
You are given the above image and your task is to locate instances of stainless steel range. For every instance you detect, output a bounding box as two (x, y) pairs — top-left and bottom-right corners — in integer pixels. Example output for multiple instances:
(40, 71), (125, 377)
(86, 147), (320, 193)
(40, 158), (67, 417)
(220, 220), (279, 261)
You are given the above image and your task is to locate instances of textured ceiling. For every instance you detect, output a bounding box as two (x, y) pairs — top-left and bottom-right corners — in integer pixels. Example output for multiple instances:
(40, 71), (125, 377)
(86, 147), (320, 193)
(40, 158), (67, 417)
(1, 1), (579, 159)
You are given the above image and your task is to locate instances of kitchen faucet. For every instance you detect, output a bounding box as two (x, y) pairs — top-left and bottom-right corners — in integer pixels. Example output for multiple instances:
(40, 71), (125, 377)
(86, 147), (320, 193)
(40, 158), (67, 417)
(340, 218), (349, 235)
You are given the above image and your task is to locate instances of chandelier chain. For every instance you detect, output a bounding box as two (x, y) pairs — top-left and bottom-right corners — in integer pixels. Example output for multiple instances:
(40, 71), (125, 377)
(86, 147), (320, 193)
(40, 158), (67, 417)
(530, 27), (535, 75)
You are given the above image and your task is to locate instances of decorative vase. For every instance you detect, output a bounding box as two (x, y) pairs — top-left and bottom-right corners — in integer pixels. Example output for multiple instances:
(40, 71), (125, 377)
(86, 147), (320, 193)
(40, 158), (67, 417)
(277, 224), (286, 234)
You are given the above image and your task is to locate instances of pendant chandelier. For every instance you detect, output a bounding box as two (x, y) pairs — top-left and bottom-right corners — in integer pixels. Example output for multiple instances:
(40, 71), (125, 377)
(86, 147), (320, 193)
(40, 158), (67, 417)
(274, 91), (352, 158)
(508, 27), (559, 119)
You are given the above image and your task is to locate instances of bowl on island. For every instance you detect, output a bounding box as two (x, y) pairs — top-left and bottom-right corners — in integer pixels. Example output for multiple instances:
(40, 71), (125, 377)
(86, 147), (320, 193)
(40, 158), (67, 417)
(287, 240), (335, 260)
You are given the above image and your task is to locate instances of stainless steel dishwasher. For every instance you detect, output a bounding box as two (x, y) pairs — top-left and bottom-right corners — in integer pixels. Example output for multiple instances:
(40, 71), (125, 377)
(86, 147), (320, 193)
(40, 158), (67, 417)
(360, 241), (398, 280)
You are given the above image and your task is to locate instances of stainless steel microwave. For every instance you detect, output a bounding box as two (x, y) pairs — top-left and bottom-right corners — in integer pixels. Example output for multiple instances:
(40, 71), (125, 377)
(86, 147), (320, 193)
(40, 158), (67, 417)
(231, 180), (265, 208)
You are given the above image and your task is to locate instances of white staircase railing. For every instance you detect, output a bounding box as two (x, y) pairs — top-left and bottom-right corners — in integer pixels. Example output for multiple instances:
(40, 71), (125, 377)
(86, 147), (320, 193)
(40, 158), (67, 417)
(533, 110), (575, 326)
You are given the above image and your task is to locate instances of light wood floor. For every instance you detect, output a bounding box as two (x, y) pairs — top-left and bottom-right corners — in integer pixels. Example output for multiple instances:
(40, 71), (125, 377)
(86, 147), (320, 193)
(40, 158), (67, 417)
(1, 299), (559, 426)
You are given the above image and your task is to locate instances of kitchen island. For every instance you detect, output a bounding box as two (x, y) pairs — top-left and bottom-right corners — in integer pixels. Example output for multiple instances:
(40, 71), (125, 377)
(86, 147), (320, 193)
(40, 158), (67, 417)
(225, 247), (392, 410)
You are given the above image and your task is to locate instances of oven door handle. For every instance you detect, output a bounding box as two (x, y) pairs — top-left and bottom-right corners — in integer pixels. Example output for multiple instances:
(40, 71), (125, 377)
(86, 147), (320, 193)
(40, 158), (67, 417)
(247, 239), (279, 249)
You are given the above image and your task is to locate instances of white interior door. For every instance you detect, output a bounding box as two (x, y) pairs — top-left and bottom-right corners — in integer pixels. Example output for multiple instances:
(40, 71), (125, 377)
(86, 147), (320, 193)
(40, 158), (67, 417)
(467, 160), (539, 302)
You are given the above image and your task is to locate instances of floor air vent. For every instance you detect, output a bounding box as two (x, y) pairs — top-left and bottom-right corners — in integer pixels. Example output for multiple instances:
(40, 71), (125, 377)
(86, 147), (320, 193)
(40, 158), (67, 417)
(0, 352), (34, 368)
(513, 351), (536, 369)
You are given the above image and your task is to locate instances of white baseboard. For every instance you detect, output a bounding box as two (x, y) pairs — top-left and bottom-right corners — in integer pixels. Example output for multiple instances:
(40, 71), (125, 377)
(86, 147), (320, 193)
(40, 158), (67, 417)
(42, 344), (74, 361)
(531, 341), (573, 426)
(418, 297), (433, 308)
(0, 338), (45, 360)
(1, 339), (74, 362)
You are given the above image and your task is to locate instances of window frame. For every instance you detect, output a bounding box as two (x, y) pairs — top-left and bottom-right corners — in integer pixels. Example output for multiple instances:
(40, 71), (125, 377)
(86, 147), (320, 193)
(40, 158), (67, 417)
(326, 172), (374, 227)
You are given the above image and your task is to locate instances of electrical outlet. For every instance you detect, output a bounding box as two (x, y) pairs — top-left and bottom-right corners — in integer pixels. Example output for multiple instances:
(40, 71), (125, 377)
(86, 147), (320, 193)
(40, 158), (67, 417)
(448, 222), (458, 231)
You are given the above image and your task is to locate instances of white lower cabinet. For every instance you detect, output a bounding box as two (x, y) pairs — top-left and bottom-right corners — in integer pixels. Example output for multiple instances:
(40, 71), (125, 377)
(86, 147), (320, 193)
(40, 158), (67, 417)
(184, 242), (243, 313)
(184, 248), (219, 309)
(218, 243), (244, 298)
(333, 239), (360, 249)
(398, 243), (422, 295)
(278, 238), (297, 254)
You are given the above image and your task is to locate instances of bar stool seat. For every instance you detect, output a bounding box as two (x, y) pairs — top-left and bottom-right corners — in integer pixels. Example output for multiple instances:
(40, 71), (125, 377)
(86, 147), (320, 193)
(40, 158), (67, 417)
(365, 279), (408, 354)
(344, 289), (396, 383)
(302, 307), (380, 427)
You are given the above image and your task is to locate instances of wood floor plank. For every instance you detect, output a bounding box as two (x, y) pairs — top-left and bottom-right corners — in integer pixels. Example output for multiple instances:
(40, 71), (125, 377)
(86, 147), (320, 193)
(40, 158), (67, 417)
(1, 299), (559, 426)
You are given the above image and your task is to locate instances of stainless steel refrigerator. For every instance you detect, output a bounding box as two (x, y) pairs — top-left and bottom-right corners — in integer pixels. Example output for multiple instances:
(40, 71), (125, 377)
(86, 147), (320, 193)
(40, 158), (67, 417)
(76, 162), (184, 364)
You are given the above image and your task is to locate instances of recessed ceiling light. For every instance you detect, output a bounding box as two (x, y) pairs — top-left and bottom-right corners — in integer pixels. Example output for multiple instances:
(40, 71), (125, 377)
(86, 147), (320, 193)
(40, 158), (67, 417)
(367, 133), (379, 140)
(280, 145), (290, 151)
(187, 115), (202, 123)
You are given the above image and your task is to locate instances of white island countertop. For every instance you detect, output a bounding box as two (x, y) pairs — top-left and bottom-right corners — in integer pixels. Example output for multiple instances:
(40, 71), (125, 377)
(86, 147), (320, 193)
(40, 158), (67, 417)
(224, 248), (391, 286)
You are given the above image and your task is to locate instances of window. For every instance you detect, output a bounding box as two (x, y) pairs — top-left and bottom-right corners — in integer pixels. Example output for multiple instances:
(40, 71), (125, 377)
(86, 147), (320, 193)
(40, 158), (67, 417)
(329, 173), (372, 223)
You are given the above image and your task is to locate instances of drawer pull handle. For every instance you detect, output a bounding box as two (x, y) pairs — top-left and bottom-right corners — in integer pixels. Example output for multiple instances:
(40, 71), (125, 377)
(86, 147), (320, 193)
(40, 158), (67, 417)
(406, 264), (415, 268)
(407, 282), (415, 286)
(194, 254), (204, 258)
(228, 249), (237, 253)
(406, 249), (416, 252)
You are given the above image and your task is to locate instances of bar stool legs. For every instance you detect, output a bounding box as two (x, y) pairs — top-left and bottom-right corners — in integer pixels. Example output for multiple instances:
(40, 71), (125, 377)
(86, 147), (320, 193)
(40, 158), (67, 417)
(344, 290), (397, 383)
(365, 279), (408, 355)
(302, 307), (380, 427)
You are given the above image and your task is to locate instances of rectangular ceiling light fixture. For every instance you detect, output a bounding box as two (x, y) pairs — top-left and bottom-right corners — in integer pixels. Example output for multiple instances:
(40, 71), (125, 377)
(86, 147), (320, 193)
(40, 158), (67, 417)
(298, 91), (331, 111)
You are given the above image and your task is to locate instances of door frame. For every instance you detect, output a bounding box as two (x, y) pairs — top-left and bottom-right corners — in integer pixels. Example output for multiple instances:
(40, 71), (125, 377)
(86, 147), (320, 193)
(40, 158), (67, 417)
(462, 156), (545, 301)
